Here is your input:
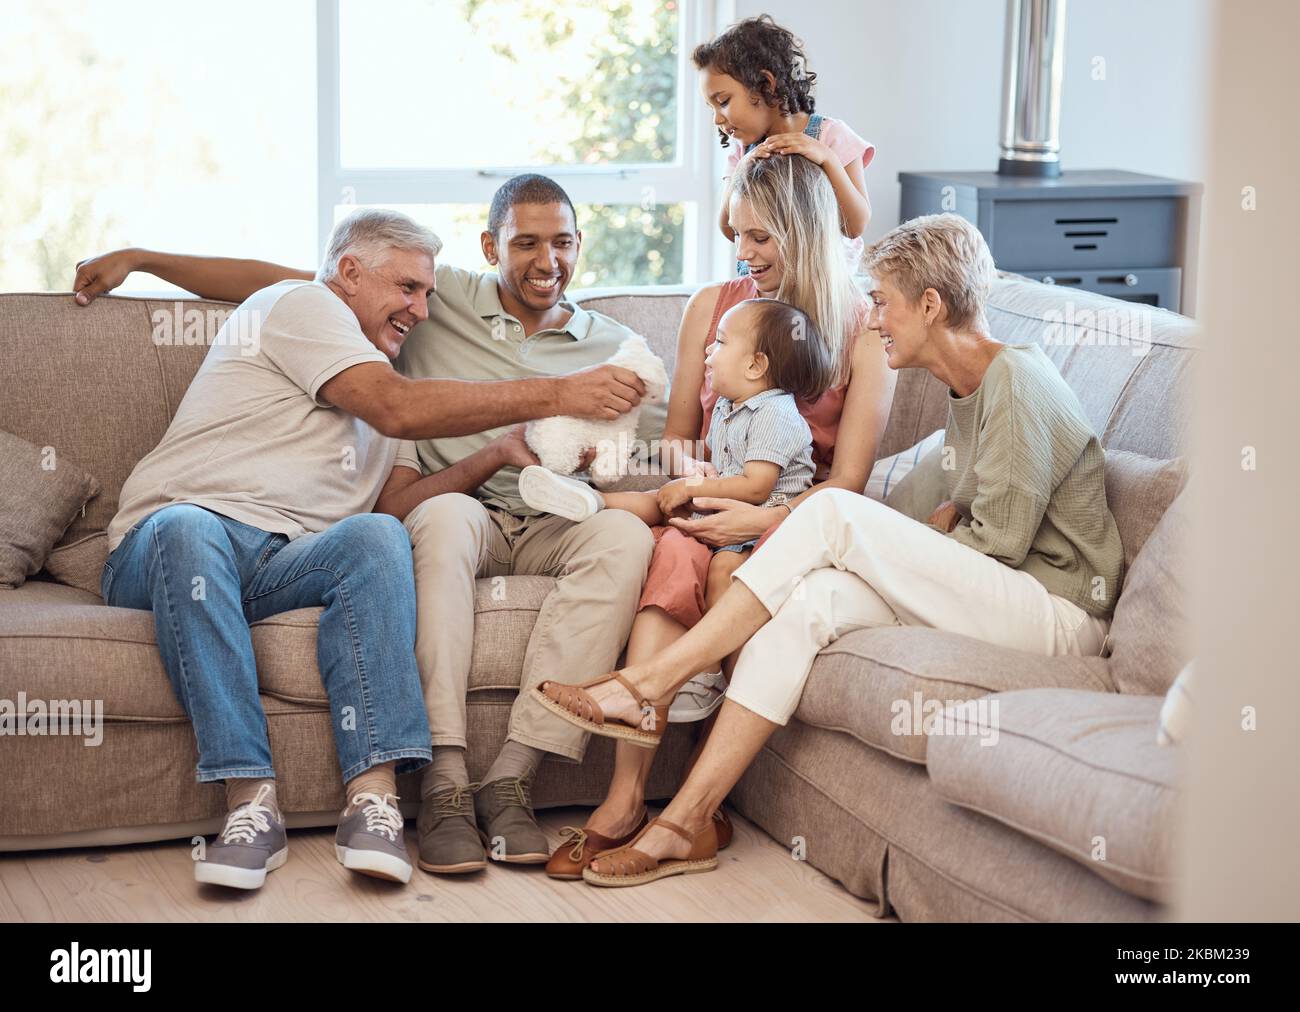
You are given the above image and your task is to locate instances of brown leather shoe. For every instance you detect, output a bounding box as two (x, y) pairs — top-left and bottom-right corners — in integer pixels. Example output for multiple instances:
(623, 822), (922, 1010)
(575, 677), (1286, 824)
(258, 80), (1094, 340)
(582, 816), (719, 888)
(473, 776), (550, 864)
(545, 809), (649, 880)
(533, 671), (671, 749)
(713, 807), (734, 851)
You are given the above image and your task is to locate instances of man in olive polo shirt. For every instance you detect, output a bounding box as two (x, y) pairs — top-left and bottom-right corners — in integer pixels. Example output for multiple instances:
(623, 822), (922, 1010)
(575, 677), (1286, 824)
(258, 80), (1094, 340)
(370, 175), (667, 872)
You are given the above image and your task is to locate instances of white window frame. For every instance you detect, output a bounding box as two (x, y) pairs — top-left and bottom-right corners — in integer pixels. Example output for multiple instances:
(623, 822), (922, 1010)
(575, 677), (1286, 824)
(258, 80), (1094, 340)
(316, 0), (735, 286)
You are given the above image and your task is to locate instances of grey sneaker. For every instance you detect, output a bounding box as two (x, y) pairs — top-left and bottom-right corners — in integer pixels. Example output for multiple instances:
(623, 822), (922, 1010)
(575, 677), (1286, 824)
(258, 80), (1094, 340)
(335, 792), (413, 884)
(473, 776), (550, 864)
(518, 465), (604, 522)
(195, 783), (288, 890)
(668, 670), (728, 723)
(417, 783), (487, 875)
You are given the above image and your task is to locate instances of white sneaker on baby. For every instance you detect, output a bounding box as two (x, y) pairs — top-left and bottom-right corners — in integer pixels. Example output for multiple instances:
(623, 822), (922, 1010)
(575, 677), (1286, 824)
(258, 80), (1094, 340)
(518, 465), (605, 522)
(668, 670), (729, 723)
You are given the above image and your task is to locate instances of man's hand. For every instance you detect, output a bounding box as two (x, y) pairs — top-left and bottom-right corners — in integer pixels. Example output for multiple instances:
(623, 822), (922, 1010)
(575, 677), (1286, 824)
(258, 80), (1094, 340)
(73, 248), (142, 305)
(490, 424), (541, 471)
(925, 500), (961, 533)
(557, 364), (645, 420)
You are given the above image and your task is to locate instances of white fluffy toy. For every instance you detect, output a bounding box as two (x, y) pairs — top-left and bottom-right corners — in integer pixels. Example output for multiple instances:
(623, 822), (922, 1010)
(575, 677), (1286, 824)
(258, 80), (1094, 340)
(524, 334), (669, 485)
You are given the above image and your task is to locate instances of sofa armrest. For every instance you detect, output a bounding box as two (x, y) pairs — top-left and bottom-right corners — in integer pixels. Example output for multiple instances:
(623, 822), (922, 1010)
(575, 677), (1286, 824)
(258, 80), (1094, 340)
(927, 687), (1178, 902)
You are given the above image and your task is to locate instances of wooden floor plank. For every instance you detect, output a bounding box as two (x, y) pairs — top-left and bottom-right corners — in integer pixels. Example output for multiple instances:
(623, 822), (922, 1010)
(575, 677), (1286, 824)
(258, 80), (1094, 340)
(0, 808), (890, 923)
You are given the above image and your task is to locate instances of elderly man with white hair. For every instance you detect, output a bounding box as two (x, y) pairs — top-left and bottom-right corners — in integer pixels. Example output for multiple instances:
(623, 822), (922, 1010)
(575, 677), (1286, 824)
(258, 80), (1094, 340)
(97, 209), (637, 892)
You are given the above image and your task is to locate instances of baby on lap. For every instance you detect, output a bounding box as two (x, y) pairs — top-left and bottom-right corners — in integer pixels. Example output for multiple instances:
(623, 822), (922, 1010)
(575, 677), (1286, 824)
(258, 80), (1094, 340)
(519, 298), (822, 545)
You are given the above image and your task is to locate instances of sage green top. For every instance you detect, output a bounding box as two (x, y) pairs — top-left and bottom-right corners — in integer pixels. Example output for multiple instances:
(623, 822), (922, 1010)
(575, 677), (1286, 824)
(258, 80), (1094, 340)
(940, 343), (1123, 616)
(393, 264), (668, 516)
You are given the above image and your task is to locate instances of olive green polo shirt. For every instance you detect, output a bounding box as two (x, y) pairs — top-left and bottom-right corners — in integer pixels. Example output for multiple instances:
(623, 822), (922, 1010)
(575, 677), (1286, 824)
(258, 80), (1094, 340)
(394, 264), (668, 516)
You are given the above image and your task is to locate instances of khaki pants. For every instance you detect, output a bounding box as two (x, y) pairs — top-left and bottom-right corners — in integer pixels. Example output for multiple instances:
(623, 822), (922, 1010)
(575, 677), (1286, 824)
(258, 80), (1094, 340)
(403, 493), (655, 761)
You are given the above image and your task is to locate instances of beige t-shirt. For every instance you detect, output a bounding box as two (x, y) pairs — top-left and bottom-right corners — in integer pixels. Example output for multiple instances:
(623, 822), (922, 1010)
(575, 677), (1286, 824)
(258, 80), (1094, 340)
(107, 281), (396, 550)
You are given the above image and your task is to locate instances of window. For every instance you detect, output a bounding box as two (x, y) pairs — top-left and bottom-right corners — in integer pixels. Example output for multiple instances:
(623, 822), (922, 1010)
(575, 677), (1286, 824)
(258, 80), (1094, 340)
(0, 1), (317, 294)
(319, 0), (727, 287)
(1, 0), (727, 294)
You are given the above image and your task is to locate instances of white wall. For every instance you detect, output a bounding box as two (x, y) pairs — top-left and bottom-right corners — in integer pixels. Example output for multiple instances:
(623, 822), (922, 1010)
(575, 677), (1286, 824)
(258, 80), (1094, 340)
(730, 0), (1213, 244)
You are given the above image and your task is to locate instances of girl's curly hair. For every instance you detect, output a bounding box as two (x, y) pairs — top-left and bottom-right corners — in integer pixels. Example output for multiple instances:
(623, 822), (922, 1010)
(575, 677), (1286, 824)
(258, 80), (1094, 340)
(693, 15), (817, 148)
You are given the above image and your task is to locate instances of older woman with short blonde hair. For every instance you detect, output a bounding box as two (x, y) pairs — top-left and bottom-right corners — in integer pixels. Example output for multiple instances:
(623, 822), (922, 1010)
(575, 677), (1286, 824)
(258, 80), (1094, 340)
(537, 213), (1125, 888)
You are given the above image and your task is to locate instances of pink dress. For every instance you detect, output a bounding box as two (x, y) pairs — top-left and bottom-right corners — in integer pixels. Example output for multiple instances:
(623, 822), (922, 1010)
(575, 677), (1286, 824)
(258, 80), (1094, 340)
(636, 276), (855, 628)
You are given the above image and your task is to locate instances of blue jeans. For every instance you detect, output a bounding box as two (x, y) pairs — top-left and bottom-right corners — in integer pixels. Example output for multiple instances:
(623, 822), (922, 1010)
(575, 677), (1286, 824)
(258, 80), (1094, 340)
(102, 505), (432, 784)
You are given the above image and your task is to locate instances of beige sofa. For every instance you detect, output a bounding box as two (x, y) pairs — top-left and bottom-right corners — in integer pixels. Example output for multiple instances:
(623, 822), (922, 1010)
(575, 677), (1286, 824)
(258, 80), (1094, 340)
(0, 275), (1193, 920)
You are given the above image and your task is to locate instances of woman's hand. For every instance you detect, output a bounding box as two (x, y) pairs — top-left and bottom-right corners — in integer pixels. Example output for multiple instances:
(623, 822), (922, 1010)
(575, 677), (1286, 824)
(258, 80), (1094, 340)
(925, 500), (961, 533)
(667, 497), (782, 547)
(752, 132), (834, 168)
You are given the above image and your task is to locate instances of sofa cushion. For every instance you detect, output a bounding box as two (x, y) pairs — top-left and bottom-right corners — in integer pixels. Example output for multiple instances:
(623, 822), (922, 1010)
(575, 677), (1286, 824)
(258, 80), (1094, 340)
(732, 716), (1159, 921)
(0, 430), (101, 589)
(571, 287), (693, 375)
(794, 626), (1112, 765)
(0, 295), (225, 551)
(0, 575), (559, 720)
(1106, 488), (1192, 695)
(42, 531), (110, 597)
(927, 687), (1179, 902)
(1102, 450), (1187, 570)
(883, 441), (946, 522)
(865, 428), (944, 502)
(1158, 661), (1195, 745)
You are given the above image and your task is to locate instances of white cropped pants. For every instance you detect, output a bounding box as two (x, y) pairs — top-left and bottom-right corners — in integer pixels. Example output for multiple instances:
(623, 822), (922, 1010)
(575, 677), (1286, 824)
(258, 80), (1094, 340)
(727, 489), (1109, 725)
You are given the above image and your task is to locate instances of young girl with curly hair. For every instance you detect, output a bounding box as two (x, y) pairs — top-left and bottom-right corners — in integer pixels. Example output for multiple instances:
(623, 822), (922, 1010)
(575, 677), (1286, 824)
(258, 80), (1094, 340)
(695, 15), (875, 274)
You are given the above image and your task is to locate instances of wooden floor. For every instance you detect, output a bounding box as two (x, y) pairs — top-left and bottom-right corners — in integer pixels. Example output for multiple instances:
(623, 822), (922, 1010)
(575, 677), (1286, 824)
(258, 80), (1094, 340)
(0, 807), (889, 923)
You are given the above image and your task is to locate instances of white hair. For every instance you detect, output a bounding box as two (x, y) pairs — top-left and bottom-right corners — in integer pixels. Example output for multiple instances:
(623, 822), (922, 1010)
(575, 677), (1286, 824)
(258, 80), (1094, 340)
(316, 209), (443, 282)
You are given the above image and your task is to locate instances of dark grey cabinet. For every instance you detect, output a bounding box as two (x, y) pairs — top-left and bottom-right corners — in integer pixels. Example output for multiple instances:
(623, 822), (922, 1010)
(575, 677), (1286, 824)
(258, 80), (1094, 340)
(898, 170), (1203, 314)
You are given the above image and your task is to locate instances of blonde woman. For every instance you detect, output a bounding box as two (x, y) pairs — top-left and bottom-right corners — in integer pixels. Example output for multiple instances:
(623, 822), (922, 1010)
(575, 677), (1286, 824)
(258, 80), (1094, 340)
(544, 153), (894, 879)
(538, 213), (1124, 886)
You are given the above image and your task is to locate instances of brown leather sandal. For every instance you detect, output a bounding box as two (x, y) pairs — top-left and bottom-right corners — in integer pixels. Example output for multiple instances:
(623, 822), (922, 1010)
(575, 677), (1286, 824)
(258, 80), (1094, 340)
(545, 808), (649, 880)
(533, 672), (671, 749)
(581, 816), (719, 888)
(713, 807), (734, 851)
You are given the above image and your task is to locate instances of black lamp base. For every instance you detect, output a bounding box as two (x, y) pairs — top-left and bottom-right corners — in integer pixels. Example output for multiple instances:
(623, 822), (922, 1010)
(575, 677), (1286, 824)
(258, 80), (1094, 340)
(998, 157), (1062, 178)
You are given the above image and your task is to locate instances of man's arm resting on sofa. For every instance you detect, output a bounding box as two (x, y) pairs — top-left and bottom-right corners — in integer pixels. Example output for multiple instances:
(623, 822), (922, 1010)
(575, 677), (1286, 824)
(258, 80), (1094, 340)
(320, 361), (646, 440)
(74, 248), (313, 305)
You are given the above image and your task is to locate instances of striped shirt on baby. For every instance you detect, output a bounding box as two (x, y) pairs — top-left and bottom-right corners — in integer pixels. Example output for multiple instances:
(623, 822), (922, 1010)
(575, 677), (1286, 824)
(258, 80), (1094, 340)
(705, 387), (815, 507)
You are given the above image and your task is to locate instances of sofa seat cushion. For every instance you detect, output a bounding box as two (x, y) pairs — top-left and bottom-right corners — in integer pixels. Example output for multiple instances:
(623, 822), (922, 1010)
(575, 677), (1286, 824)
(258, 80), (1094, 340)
(794, 627), (1113, 765)
(0, 575), (559, 720)
(926, 687), (1178, 901)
